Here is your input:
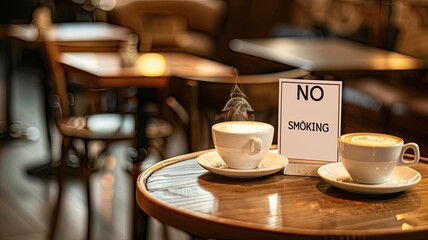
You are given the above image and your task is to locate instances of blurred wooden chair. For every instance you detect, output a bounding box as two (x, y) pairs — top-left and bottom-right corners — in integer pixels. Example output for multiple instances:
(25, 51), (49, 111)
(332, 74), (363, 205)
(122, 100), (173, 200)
(393, 1), (428, 58)
(389, 1), (428, 157)
(45, 39), (172, 239)
(342, 76), (428, 157)
(342, 78), (413, 133)
(341, 0), (428, 144)
(48, 95), (136, 240)
(167, 68), (310, 152)
(44, 39), (137, 239)
(108, 0), (228, 58)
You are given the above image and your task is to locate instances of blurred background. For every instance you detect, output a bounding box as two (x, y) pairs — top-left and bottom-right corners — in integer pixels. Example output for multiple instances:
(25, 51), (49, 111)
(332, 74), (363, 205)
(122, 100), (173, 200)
(0, 0), (427, 240)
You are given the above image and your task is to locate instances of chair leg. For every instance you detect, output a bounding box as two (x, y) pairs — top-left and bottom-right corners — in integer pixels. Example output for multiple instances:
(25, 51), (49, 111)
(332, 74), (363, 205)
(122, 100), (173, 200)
(81, 140), (92, 240)
(126, 148), (150, 240)
(162, 223), (170, 240)
(49, 136), (70, 240)
(135, 203), (149, 240)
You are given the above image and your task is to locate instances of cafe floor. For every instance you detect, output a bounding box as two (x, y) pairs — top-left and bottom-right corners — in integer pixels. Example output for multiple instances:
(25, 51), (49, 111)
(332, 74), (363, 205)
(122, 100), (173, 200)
(0, 61), (190, 239)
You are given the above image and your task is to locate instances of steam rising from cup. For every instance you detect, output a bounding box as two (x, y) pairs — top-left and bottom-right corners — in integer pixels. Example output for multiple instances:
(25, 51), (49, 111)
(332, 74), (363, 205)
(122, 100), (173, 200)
(221, 69), (255, 121)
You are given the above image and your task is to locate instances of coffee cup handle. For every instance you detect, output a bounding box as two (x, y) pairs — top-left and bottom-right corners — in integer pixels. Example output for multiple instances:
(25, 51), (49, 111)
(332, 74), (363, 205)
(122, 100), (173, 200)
(249, 138), (262, 154)
(398, 143), (420, 166)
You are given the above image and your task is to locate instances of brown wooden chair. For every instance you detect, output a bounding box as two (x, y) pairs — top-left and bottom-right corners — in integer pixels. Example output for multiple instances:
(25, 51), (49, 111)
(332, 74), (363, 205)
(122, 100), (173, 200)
(48, 98), (137, 240)
(342, 78), (411, 132)
(343, 77), (428, 156)
(44, 39), (136, 239)
(44, 39), (172, 240)
(108, 0), (228, 58)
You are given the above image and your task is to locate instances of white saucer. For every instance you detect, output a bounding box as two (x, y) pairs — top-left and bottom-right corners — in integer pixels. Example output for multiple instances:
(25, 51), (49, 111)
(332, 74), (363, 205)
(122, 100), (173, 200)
(317, 162), (421, 194)
(197, 150), (288, 178)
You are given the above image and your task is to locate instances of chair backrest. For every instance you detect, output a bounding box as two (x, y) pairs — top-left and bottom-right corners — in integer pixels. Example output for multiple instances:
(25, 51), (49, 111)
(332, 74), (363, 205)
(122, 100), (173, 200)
(392, 1), (428, 58)
(109, 0), (228, 57)
(43, 39), (123, 118)
(168, 68), (310, 151)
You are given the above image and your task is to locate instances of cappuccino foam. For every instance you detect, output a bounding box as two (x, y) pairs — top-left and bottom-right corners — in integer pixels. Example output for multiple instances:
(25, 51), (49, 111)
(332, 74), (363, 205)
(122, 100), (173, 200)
(214, 121), (271, 133)
(341, 133), (402, 146)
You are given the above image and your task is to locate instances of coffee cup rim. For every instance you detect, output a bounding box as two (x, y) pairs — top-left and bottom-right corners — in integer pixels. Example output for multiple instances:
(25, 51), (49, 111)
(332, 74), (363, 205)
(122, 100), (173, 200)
(338, 132), (403, 147)
(212, 121), (273, 134)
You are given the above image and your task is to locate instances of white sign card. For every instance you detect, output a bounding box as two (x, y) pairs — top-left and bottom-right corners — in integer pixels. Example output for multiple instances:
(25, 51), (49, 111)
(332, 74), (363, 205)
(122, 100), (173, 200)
(278, 78), (342, 176)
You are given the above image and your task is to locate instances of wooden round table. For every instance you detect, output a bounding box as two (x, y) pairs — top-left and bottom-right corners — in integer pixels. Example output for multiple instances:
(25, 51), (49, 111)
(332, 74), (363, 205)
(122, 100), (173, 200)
(136, 150), (428, 240)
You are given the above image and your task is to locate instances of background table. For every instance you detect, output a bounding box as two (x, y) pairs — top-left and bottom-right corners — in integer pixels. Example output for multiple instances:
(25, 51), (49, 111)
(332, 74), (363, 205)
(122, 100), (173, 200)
(137, 150), (428, 240)
(59, 51), (235, 153)
(230, 37), (427, 77)
(59, 52), (234, 88)
(6, 22), (131, 113)
(7, 22), (130, 43)
(4, 22), (132, 174)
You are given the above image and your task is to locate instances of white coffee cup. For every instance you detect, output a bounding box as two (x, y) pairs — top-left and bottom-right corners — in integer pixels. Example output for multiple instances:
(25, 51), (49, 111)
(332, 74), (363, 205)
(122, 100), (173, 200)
(338, 132), (420, 184)
(211, 121), (274, 169)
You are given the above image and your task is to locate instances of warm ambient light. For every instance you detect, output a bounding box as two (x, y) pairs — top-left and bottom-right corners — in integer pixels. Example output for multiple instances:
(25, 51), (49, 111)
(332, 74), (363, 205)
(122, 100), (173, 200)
(98, 0), (117, 11)
(135, 53), (167, 76)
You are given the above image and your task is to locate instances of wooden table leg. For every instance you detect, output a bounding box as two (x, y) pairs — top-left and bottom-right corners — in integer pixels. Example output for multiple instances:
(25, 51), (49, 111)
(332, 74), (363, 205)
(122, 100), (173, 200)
(127, 148), (148, 240)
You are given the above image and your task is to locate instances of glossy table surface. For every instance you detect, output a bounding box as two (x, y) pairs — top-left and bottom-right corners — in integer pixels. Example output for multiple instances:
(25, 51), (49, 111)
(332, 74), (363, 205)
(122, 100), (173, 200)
(230, 37), (427, 74)
(59, 52), (235, 88)
(137, 150), (428, 240)
(6, 22), (131, 42)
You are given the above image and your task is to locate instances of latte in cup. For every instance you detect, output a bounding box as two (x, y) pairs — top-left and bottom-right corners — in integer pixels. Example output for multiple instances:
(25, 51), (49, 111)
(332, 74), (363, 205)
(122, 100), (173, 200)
(214, 121), (272, 133)
(341, 133), (402, 147)
(338, 132), (420, 184)
(212, 121), (274, 169)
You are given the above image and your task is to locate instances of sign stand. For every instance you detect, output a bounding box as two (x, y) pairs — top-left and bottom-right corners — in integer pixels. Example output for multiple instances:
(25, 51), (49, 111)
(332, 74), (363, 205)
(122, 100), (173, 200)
(278, 78), (342, 176)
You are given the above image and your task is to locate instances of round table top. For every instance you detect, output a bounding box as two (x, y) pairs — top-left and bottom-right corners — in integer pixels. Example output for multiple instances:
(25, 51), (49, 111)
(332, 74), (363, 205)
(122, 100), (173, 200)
(136, 150), (428, 240)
